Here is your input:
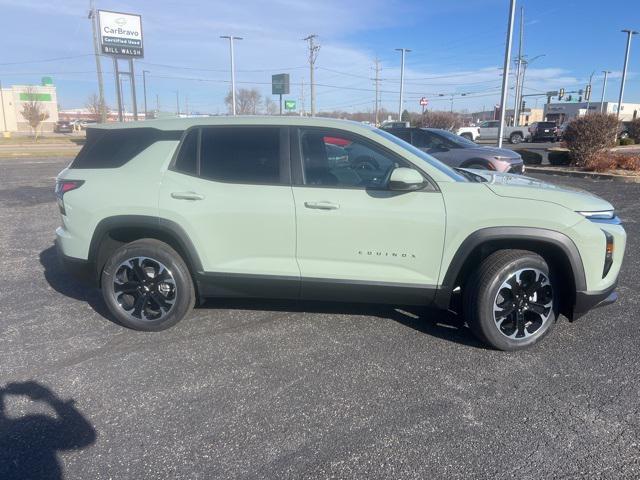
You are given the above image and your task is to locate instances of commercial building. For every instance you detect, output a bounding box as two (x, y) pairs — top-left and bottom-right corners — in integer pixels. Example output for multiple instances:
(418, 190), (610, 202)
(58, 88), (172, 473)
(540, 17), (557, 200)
(468, 108), (543, 126)
(0, 78), (59, 133)
(544, 101), (640, 124)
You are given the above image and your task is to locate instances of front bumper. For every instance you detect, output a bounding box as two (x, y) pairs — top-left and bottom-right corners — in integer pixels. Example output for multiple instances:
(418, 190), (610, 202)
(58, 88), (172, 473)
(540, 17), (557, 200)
(572, 282), (618, 320)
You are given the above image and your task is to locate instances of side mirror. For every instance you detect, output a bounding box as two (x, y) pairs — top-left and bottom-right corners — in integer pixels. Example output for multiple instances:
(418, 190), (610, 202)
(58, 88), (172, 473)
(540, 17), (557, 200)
(388, 167), (425, 191)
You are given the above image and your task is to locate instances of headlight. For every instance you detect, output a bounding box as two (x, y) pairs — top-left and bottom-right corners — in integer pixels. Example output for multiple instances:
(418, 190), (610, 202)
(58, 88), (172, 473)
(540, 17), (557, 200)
(577, 210), (615, 220)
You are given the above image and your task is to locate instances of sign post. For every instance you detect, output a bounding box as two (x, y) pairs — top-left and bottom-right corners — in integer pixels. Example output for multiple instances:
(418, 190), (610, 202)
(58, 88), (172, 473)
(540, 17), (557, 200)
(272, 74), (290, 116)
(419, 97), (429, 125)
(98, 10), (144, 121)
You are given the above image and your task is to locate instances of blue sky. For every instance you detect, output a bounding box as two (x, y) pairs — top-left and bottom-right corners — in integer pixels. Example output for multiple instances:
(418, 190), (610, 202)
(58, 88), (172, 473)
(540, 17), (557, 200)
(0, 0), (639, 115)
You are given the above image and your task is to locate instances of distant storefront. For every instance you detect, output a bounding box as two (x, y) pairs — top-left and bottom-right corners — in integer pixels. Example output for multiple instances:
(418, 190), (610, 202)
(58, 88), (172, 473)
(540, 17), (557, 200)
(544, 101), (640, 124)
(0, 78), (59, 133)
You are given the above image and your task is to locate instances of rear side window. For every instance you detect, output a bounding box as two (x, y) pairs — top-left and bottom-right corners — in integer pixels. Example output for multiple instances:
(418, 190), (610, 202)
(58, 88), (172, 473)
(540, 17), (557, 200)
(71, 128), (182, 169)
(174, 129), (198, 176)
(199, 127), (281, 184)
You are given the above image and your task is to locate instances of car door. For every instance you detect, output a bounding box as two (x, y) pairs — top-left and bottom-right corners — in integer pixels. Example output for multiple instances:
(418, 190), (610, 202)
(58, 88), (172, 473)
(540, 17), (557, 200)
(479, 121), (499, 140)
(291, 127), (446, 305)
(158, 125), (299, 298)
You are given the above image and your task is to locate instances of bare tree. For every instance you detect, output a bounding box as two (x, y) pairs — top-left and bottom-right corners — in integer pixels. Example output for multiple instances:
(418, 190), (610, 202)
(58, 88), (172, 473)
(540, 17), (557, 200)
(224, 88), (262, 115)
(421, 111), (462, 131)
(264, 97), (279, 115)
(86, 93), (108, 123)
(20, 87), (50, 141)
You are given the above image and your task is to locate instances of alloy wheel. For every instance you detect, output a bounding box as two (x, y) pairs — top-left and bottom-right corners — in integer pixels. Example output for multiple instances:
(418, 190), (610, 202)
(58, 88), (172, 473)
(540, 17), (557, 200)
(492, 268), (553, 340)
(111, 256), (177, 322)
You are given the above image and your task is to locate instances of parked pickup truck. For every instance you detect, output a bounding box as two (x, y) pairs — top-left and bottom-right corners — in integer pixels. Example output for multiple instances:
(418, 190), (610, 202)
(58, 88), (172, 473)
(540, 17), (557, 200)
(478, 120), (529, 144)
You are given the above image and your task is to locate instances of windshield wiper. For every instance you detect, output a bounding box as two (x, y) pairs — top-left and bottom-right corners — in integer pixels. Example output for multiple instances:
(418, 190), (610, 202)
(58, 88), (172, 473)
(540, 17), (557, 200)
(454, 168), (488, 182)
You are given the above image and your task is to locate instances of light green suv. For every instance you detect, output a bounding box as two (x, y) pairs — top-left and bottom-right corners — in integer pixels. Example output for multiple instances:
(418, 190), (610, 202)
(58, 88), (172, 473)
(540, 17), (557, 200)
(55, 116), (626, 350)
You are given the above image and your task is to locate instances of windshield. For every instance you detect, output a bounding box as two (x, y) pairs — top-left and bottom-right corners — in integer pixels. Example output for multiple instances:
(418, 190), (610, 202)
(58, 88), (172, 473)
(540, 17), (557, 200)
(429, 129), (478, 148)
(371, 127), (467, 182)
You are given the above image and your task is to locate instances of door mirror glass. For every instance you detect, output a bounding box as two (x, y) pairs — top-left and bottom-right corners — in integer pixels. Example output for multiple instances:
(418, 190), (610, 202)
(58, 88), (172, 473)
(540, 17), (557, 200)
(388, 167), (425, 191)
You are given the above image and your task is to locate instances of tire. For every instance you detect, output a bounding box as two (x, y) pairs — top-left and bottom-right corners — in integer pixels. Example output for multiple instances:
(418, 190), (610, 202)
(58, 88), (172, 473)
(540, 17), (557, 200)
(509, 132), (523, 144)
(463, 249), (558, 351)
(101, 239), (195, 331)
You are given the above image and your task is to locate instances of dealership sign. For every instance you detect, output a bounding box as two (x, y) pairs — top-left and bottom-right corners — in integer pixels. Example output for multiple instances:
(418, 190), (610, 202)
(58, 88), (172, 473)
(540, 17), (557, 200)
(98, 10), (144, 58)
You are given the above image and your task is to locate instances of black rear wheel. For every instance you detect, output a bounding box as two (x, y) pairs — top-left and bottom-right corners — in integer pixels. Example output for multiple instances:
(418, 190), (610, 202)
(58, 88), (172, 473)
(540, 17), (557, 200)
(101, 239), (195, 331)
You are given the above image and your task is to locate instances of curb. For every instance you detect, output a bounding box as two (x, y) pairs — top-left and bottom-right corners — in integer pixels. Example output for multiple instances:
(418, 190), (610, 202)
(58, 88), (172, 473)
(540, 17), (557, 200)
(526, 166), (640, 183)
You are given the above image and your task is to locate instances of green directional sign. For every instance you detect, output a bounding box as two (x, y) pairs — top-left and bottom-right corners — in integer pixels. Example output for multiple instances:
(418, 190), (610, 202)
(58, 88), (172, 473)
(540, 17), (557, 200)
(284, 99), (296, 111)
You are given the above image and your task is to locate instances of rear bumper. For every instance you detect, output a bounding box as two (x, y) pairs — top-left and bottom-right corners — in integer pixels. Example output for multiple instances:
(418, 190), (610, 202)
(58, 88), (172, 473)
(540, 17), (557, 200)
(55, 239), (97, 287)
(572, 282), (618, 320)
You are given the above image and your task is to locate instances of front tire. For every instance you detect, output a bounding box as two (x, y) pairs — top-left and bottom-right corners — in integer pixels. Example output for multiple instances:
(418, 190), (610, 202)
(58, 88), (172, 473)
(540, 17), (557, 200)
(509, 132), (524, 144)
(101, 239), (195, 331)
(464, 250), (558, 351)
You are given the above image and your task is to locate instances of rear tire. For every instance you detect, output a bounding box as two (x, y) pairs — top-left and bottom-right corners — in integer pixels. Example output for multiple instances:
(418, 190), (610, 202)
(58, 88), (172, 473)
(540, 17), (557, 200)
(101, 239), (195, 331)
(463, 250), (558, 351)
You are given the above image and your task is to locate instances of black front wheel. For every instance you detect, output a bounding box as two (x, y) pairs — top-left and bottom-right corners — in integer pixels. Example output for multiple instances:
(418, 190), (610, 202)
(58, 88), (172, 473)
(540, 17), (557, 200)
(464, 250), (558, 351)
(101, 239), (195, 331)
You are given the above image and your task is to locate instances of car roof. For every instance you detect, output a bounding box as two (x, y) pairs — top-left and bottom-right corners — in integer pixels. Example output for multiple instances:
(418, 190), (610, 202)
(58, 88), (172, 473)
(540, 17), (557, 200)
(89, 115), (374, 133)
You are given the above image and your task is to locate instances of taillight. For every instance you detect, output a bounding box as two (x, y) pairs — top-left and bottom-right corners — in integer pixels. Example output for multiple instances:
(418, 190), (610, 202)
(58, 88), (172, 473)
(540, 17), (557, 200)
(55, 180), (84, 215)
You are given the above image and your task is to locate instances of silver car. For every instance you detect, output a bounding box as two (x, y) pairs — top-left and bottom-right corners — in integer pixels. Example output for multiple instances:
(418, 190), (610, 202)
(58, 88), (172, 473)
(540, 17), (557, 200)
(386, 127), (525, 173)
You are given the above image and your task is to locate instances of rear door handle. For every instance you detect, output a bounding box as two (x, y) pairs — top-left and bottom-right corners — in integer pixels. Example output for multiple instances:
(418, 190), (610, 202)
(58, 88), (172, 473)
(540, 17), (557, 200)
(171, 191), (205, 201)
(304, 201), (340, 210)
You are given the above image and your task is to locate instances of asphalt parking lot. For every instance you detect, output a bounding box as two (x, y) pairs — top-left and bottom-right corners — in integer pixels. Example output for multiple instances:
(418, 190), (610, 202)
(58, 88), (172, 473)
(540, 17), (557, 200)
(1, 156), (639, 479)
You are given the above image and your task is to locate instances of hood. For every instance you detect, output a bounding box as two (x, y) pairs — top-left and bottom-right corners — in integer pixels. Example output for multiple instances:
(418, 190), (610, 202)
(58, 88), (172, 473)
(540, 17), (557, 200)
(466, 170), (614, 212)
(463, 146), (522, 162)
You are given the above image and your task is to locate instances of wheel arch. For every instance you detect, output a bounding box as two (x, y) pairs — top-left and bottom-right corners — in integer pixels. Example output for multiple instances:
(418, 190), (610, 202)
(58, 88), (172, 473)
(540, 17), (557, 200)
(434, 227), (586, 316)
(89, 215), (203, 287)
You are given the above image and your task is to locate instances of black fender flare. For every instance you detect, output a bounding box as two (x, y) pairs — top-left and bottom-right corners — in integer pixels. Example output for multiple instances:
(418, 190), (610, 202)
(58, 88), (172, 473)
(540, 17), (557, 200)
(88, 215), (203, 275)
(433, 226), (587, 309)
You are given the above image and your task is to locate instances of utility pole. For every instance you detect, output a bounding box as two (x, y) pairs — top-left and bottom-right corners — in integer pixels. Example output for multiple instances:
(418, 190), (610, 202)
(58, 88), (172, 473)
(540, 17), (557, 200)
(497, 0), (516, 148)
(600, 70), (611, 113)
(584, 70), (595, 115)
(220, 35), (243, 115)
(303, 35), (320, 116)
(113, 58), (123, 121)
(176, 90), (180, 116)
(88, 1), (106, 123)
(129, 59), (138, 121)
(156, 93), (160, 112)
(396, 48), (411, 121)
(373, 57), (381, 126)
(450, 94), (454, 113)
(142, 70), (150, 119)
(300, 78), (305, 116)
(617, 29), (638, 120)
(513, 6), (524, 126)
(185, 95), (189, 116)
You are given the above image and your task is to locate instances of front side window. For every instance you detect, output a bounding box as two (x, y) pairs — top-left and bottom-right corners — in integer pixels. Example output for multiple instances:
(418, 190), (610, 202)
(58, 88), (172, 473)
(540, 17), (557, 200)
(300, 129), (403, 189)
(199, 127), (281, 184)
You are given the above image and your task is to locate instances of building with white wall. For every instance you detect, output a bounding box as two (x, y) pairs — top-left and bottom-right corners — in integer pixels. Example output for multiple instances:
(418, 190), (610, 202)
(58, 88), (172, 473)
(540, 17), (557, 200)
(544, 101), (640, 124)
(0, 79), (59, 133)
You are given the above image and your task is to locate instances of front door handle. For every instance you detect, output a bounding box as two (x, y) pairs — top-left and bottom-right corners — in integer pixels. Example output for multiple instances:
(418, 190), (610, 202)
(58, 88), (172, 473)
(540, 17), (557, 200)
(171, 191), (205, 201)
(304, 201), (340, 210)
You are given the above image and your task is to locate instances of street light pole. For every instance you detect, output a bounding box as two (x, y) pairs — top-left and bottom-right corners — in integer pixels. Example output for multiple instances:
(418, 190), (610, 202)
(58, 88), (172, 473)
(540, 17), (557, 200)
(142, 70), (150, 119)
(497, 0), (516, 148)
(600, 70), (611, 113)
(617, 29), (638, 120)
(221, 35), (243, 115)
(396, 48), (411, 121)
(513, 6), (524, 126)
(584, 70), (595, 115)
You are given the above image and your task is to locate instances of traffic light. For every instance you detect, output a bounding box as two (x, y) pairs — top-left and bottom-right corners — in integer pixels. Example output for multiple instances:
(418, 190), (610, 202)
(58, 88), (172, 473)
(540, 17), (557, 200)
(558, 88), (565, 100)
(585, 84), (592, 101)
(521, 100), (526, 111)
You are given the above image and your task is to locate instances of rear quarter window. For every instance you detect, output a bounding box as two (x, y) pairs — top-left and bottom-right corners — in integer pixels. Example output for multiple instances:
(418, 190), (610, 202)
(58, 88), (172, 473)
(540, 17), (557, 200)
(71, 128), (182, 169)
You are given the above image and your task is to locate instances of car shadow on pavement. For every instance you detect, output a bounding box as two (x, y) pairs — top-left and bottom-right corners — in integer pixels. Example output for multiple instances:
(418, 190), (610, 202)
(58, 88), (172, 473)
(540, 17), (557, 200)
(40, 244), (484, 348)
(39, 245), (114, 323)
(0, 380), (96, 480)
(201, 298), (487, 349)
